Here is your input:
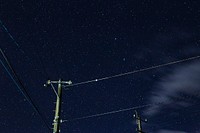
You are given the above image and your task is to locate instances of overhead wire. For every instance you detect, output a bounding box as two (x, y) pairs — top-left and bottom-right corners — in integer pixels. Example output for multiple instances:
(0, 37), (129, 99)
(0, 49), (52, 132)
(0, 55), (31, 105)
(60, 101), (200, 131)
(61, 88), (200, 123)
(60, 98), (184, 123)
(63, 55), (200, 88)
(0, 19), (50, 79)
(0, 19), (25, 53)
(0, 19), (47, 87)
(61, 103), (155, 123)
(0, 19), (54, 128)
(0, 19), (54, 131)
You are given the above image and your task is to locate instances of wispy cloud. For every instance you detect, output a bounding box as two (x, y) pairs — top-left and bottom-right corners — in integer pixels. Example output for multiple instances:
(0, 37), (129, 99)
(145, 61), (200, 116)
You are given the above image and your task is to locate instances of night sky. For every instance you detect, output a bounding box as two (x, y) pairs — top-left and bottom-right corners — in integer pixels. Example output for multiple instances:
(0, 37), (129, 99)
(1, 0), (200, 133)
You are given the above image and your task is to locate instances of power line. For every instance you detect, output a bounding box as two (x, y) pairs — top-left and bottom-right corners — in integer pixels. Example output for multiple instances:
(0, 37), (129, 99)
(0, 19), (24, 53)
(0, 49), (51, 132)
(61, 89), (200, 123)
(0, 19), (52, 131)
(0, 19), (50, 79)
(0, 56), (31, 105)
(61, 103), (155, 123)
(61, 101), (200, 126)
(63, 55), (200, 88)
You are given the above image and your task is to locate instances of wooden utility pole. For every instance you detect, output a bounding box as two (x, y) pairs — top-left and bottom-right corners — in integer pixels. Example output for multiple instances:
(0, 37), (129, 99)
(133, 110), (147, 133)
(44, 79), (72, 133)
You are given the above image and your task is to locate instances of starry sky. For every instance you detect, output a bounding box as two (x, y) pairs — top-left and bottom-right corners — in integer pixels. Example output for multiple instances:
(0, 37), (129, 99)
(1, 0), (200, 133)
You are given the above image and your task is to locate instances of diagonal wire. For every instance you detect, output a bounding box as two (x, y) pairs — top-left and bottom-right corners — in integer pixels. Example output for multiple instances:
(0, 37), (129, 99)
(61, 103), (156, 123)
(0, 19), (19, 47)
(0, 48), (52, 132)
(0, 19), (25, 53)
(62, 90), (200, 123)
(63, 55), (200, 88)
(1, 18), (50, 79)
(0, 19), (53, 131)
(0, 19), (49, 79)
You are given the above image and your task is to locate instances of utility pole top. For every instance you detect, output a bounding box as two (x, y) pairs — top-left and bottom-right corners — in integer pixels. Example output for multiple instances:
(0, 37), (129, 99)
(133, 110), (147, 133)
(44, 79), (72, 133)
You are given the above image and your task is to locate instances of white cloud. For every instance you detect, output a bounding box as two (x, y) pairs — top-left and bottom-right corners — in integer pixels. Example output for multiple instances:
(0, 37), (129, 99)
(145, 61), (200, 116)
